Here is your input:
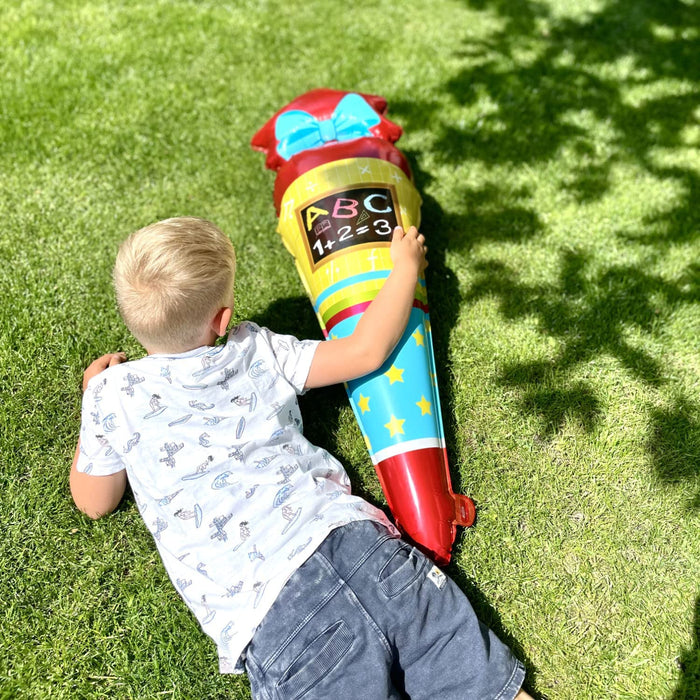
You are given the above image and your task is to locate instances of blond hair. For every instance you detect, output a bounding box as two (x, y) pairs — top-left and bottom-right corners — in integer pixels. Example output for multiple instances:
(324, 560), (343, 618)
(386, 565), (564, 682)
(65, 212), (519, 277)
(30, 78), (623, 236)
(114, 217), (236, 353)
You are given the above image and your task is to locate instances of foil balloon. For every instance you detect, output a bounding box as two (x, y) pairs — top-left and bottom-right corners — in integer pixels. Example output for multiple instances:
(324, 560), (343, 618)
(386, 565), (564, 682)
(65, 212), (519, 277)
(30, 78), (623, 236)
(251, 88), (475, 564)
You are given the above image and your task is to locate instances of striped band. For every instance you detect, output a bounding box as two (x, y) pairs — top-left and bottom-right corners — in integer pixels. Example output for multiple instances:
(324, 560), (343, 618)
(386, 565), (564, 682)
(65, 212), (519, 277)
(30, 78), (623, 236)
(371, 437), (445, 466)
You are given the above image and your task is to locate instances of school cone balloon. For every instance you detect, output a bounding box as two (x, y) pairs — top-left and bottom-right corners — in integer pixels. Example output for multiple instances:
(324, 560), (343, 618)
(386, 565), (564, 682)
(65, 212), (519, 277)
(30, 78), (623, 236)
(251, 89), (475, 564)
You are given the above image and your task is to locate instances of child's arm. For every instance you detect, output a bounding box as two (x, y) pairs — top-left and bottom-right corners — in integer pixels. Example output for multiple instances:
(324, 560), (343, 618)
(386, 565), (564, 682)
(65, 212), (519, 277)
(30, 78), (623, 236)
(70, 442), (127, 519)
(70, 353), (128, 519)
(305, 225), (427, 389)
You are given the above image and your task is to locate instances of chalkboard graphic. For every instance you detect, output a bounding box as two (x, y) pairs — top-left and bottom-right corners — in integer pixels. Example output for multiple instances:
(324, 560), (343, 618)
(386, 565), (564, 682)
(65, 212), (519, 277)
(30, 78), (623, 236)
(299, 184), (399, 267)
(252, 89), (475, 565)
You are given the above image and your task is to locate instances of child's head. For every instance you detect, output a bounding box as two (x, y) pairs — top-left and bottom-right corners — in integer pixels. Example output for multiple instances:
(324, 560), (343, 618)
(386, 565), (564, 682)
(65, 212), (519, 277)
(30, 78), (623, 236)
(114, 217), (236, 353)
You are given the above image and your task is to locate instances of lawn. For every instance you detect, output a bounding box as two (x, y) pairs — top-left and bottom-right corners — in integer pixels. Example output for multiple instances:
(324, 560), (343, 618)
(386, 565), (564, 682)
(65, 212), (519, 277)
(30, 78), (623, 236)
(0, 0), (698, 698)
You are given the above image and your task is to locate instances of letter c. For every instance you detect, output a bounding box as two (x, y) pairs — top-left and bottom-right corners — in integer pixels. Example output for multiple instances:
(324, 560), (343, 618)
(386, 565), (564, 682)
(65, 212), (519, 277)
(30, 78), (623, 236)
(364, 193), (392, 214)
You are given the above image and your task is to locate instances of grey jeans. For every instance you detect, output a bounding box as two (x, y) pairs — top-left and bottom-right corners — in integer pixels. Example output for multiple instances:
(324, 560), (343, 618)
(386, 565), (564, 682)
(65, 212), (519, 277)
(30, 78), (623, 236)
(246, 520), (525, 700)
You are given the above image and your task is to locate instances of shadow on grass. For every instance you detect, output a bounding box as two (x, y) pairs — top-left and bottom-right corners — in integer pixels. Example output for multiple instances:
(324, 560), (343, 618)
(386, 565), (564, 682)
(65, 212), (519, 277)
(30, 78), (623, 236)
(395, 0), (698, 212)
(390, 3), (699, 691)
(389, 0), (700, 500)
(673, 596), (700, 699)
(649, 398), (700, 511)
(252, 5), (697, 692)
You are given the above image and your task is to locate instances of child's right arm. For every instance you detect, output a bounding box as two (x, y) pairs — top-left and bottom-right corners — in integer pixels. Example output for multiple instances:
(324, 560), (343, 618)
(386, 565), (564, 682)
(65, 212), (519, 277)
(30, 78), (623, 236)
(70, 353), (128, 519)
(304, 225), (427, 390)
(70, 441), (127, 519)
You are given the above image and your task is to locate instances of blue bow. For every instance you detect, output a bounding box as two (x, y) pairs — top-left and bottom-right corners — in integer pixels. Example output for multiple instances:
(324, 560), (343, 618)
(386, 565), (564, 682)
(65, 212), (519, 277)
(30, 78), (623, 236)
(275, 93), (381, 161)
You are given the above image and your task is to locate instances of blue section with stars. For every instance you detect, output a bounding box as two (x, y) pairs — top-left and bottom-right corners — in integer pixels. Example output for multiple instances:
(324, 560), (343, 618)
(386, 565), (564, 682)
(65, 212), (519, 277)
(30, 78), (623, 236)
(331, 308), (445, 459)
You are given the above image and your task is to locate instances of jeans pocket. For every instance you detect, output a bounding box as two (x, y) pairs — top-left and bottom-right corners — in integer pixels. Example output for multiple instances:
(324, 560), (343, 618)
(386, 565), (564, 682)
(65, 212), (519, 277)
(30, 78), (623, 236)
(377, 543), (428, 599)
(276, 620), (354, 700)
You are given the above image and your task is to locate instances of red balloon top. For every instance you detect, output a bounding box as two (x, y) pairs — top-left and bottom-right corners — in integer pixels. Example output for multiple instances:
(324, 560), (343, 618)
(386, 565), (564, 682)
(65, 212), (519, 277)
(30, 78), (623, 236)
(251, 88), (413, 213)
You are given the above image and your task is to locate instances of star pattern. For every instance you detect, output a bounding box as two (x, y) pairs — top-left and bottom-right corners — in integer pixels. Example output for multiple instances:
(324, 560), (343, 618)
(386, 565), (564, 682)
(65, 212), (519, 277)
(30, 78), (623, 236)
(343, 309), (444, 457)
(416, 396), (432, 416)
(273, 157), (437, 462)
(384, 365), (404, 384)
(384, 414), (406, 438)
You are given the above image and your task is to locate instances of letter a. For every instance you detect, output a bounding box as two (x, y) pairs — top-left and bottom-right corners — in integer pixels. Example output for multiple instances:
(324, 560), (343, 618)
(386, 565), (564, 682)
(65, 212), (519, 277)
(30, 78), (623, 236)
(306, 206), (329, 231)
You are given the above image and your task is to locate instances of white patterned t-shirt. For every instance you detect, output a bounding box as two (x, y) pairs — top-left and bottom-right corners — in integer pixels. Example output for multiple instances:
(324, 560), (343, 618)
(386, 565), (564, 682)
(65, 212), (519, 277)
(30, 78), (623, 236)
(76, 322), (397, 673)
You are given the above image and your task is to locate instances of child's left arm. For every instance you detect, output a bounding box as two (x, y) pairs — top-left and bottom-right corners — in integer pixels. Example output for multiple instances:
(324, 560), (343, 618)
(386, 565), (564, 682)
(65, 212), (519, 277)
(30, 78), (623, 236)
(305, 225), (427, 389)
(70, 353), (128, 520)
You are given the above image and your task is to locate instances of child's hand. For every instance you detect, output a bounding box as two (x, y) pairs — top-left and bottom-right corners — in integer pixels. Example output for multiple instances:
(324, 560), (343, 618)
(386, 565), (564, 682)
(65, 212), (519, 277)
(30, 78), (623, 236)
(82, 353), (127, 391)
(390, 226), (428, 276)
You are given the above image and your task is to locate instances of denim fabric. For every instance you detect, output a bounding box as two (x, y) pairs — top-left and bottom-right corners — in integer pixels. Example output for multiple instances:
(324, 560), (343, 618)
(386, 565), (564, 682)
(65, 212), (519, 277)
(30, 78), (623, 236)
(246, 521), (525, 700)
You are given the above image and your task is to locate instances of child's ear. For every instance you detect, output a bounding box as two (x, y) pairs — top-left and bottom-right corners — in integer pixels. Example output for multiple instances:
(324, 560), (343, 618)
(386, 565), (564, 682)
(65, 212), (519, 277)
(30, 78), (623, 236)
(211, 307), (233, 337)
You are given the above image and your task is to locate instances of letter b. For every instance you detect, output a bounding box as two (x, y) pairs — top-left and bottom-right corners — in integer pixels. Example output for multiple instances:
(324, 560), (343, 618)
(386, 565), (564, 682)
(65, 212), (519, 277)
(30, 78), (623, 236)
(332, 198), (359, 219)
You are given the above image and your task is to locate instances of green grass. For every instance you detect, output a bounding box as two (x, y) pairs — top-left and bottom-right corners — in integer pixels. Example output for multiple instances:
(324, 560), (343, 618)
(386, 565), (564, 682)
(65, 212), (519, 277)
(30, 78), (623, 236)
(1, 0), (698, 697)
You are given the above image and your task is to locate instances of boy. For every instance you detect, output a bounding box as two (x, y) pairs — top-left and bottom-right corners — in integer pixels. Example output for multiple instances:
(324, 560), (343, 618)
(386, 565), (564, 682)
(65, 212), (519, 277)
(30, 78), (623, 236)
(71, 217), (530, 699)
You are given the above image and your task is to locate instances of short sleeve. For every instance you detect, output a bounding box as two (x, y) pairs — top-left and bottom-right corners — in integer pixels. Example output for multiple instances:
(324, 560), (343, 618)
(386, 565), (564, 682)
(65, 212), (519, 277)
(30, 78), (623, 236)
(75, 378), (126, 476)
(258, 328), (320, 394)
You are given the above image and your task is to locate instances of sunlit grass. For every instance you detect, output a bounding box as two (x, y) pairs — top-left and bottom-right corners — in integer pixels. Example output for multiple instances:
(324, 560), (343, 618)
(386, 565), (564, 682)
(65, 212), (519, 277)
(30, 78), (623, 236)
(1, 1), (698, 698)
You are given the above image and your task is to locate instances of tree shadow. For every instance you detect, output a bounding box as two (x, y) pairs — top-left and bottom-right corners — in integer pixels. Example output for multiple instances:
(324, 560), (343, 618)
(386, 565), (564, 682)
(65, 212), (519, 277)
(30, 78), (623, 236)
(447, 0), (698, 174)
(406, 147), (546, 454)
(672, 596), (700, 699)
(389, 0), (700, 494)
(462, 251), (691, 430)
(396, 0), (696, 201)
(389, 4), (700, 691)
(391, 0), (698, 235)
(463, 250), (699, 484)
(648, 398), (700, 511)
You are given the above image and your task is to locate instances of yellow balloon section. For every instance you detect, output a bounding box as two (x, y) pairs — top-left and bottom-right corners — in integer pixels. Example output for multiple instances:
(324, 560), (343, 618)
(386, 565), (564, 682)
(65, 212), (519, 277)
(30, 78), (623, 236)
(276, 157), (447, 466)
